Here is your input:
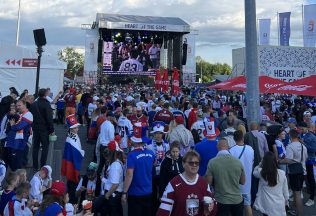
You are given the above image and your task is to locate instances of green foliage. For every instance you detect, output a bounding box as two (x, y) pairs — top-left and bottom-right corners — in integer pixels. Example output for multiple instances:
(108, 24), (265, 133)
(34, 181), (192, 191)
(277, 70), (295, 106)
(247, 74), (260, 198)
(58, 47), (84, 78)
(196, 56), (231, 82)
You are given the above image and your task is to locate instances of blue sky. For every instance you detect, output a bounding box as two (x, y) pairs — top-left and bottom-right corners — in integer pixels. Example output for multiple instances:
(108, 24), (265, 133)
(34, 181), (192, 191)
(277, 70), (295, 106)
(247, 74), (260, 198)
(0, 0), (315, 65)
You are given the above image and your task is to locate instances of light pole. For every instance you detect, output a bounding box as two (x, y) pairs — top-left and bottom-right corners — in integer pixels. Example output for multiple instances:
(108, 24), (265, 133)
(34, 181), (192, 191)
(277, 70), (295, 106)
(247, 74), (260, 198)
(245, 0), (260, 125)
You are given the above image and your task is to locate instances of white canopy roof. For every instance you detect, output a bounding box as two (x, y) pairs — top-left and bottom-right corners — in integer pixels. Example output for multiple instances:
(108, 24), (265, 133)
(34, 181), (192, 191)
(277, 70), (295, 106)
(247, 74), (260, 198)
(96, 13), (190, 33)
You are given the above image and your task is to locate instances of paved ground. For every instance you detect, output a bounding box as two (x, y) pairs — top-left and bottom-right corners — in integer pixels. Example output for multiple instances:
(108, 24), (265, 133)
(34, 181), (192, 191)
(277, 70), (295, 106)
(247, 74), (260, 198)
(45, 124), (316, 215)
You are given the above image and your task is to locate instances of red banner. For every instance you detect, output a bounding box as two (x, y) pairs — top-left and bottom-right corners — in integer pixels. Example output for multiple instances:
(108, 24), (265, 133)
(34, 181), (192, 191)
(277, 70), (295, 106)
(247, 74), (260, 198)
(155, 69), (162, 91)
(161, 69), (169, 93)
(172, 68), (180, 95)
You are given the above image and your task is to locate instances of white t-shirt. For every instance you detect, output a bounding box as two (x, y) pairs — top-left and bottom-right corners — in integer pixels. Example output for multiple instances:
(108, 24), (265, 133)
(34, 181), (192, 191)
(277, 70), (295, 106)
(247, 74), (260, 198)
(104, 160), (124, 192)
(76, 178), (97, 192)
(230, 145), (254, 194)
(99, 120), (115, 146)
(119, 59), (143, 72)
(148, 46), (159, 59)
(4, 199), (32, 216)
(191, 120), (205, 140)
(117, 116), (133, 149)
(30, 173), (44, 203)
(212, 100), (221, 109)
(87, 103), (97, 118)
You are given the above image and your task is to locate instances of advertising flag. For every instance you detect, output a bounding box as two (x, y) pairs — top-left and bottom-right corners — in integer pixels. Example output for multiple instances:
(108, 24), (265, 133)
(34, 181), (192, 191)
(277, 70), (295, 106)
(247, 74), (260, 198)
(258, 19), (271, 45)
(303, 4), (316, 47)
(161, 69), (169, 93)
(172, 68), (180, 95)
(155, 69), (162, 91)
(279, 12), (291, 46)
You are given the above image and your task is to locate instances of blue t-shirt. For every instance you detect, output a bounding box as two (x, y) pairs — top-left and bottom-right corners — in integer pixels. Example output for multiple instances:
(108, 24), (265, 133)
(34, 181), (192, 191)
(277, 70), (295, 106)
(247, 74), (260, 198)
(35, 203), (63, 216)
(195, 139), (218, 176)
(127, 147), (155, 196)
(0, 190), (15, 214)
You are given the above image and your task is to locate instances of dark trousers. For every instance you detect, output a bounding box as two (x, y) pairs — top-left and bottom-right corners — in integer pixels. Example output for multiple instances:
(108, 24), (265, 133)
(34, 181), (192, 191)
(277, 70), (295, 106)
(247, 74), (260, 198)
(22, 145), (29, 166)
(306, 163), (315, 200)
(67, 180), (78, 204)
(217, 200), (244, 216)
(32, 129), (49, 170)
(251, 176), (259, 206)
(57, 109), (65, 124)
(97, 145), (107, 175)
(93, 193), (123, 216)
(8, 148), (24, 171)
(128, 194), (152, 216)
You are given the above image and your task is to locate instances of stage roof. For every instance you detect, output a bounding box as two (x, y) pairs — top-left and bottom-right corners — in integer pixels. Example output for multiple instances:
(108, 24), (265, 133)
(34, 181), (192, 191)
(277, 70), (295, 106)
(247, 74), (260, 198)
(96, 13), (190, 33)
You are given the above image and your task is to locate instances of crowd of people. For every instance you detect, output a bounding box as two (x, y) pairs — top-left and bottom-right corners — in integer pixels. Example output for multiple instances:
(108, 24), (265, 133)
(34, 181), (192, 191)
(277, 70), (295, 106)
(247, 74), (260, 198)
(0, 84), (315, 216)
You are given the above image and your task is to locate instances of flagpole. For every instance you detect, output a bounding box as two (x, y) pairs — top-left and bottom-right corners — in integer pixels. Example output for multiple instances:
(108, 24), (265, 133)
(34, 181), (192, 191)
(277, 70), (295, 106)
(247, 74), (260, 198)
(277, 12), (280, 46)
(301, 4), (304, 47)
(16, 0), (21, 46)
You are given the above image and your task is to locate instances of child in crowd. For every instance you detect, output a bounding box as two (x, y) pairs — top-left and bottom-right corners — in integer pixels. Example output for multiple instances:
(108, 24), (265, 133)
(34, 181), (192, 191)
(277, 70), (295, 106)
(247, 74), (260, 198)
(61, 114), (84, 204)
(0, 171), (19, 214)
(35, 181), (69, 216)
(30, 166), (52, 203)
(16, 169), (28, 184)
(76, 162), (101, 211)
(3, 182), (33, 216)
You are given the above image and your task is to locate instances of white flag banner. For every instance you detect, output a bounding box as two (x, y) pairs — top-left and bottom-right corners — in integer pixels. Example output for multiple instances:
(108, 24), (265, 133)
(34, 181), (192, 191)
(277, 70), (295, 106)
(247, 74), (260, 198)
(258, 19), (271, 45)
(303, 4), (316, 47)
(83, 29), (98, 85)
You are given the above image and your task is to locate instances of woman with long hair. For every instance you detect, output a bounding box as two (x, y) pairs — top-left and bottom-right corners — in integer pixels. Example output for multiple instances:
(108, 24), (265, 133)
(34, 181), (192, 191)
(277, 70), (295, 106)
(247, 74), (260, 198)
(93, 141), (124, 216)
(253, 152), (289, 216)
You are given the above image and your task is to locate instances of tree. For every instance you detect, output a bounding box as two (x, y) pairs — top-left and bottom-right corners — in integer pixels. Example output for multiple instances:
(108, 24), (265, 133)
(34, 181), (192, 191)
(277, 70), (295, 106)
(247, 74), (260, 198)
(196, 56), (232, 82)
(58, 47), (84, 79)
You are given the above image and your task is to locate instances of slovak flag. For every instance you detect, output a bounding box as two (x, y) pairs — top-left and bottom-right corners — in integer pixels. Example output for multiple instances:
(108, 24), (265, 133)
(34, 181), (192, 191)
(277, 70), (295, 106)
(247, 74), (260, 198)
(61, 134), (85, 183)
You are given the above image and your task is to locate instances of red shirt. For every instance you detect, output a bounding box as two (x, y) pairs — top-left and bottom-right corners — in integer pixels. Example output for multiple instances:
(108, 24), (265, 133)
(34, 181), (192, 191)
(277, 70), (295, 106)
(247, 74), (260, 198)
(64, 93), (76, 108)
(129, 114), (148, 126)
(157, 174), (216, 216)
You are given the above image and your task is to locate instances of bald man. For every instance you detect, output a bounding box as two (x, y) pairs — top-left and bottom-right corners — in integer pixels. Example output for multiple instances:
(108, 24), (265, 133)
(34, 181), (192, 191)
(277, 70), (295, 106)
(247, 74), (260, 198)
(206, 138), (245, 216)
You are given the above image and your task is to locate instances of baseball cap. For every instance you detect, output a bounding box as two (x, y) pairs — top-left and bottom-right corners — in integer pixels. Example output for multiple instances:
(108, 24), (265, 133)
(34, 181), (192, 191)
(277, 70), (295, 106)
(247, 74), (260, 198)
(303, 111), (311, 116)
(287, 117), (297, 124)
(175, 116), (184, 124)
(50, 181), (66, 197)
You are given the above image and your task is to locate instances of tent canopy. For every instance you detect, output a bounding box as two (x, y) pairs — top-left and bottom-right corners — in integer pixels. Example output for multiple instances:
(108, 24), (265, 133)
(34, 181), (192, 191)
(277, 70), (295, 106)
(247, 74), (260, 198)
(209, 76), (287, 93)
(267, 75), (316, 96)
(96, 13), (190, 33)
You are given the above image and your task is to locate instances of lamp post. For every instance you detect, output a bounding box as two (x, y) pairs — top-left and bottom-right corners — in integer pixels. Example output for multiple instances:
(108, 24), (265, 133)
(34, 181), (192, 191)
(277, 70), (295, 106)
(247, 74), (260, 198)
(245, 0), (260, 125)
(35, 46), (43, 97)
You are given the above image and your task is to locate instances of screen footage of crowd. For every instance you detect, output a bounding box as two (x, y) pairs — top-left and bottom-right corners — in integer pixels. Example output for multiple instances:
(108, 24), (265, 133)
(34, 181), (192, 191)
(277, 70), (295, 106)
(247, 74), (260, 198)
(103, 33), (163, 73)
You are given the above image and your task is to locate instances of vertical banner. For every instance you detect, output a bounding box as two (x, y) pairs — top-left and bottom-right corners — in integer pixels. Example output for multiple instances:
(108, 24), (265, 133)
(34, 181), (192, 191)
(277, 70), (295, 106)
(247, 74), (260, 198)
(83, 29), (98, 85)
(279, 12), (291, 46)
(172, 68), (180, 95)
(155, 69), (161, 91)
(303, 4), (316, 47)
(182, 32), (197, 86)
(103, 41), (113, 71)
(258, 19), (271, 45)
(161, 69), (169, 93)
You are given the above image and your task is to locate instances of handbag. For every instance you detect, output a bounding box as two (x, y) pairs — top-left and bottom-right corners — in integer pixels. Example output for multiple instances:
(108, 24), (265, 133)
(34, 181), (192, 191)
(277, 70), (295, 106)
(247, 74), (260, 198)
(288, 144), (304, 175)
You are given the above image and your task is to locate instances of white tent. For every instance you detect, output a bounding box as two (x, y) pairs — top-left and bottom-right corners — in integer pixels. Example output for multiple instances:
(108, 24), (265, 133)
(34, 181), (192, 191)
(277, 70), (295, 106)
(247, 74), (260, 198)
(0, 42), (66, 97)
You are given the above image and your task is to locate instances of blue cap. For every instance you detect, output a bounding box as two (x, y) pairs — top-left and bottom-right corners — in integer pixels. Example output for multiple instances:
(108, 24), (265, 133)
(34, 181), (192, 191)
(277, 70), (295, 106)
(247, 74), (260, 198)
(287, 117), (296, 124)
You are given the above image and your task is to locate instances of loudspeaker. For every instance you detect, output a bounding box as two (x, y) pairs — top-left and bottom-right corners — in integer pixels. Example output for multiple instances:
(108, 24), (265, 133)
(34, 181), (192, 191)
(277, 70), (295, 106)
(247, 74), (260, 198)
(97, 38), (103, 63)
(182, 42), (188, 65)
(33, 29), (46, 46)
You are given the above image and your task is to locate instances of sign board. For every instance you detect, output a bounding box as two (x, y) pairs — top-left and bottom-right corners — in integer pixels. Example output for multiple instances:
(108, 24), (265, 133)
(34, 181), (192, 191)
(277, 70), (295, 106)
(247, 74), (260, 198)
(22, 58), (38, 67)
(232, 46), (316, 82)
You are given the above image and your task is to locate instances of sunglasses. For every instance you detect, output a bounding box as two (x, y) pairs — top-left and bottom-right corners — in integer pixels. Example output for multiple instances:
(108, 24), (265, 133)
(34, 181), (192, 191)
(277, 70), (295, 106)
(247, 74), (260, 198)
(187, 161), (200, 166)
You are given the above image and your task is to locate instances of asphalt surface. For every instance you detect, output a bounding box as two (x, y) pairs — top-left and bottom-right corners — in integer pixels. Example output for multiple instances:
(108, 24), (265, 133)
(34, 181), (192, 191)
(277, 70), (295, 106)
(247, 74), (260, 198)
(46, 124), (316, 216)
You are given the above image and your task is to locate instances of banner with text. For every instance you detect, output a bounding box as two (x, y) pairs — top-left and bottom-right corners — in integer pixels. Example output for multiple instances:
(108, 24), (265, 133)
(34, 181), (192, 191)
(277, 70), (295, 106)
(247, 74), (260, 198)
(270, 67), (309, 82)
(279, 12), (291, 46)
(258, 19), (271, 45)
(303, 4), (316, 47)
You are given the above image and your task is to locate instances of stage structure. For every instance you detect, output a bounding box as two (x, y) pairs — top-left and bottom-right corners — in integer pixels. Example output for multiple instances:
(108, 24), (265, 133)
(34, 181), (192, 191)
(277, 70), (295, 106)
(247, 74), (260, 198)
(83, 14), (193, 84)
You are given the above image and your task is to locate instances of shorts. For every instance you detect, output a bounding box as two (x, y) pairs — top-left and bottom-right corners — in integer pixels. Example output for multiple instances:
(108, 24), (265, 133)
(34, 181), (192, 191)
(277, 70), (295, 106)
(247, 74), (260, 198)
(288, 174), (304, 191)
(242, 193), (251, 206)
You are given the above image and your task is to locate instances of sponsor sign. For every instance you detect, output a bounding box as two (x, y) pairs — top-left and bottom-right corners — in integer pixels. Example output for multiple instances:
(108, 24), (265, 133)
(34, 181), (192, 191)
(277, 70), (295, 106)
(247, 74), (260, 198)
(270, 67), (309, 82)
(102, 70), (156, 76)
